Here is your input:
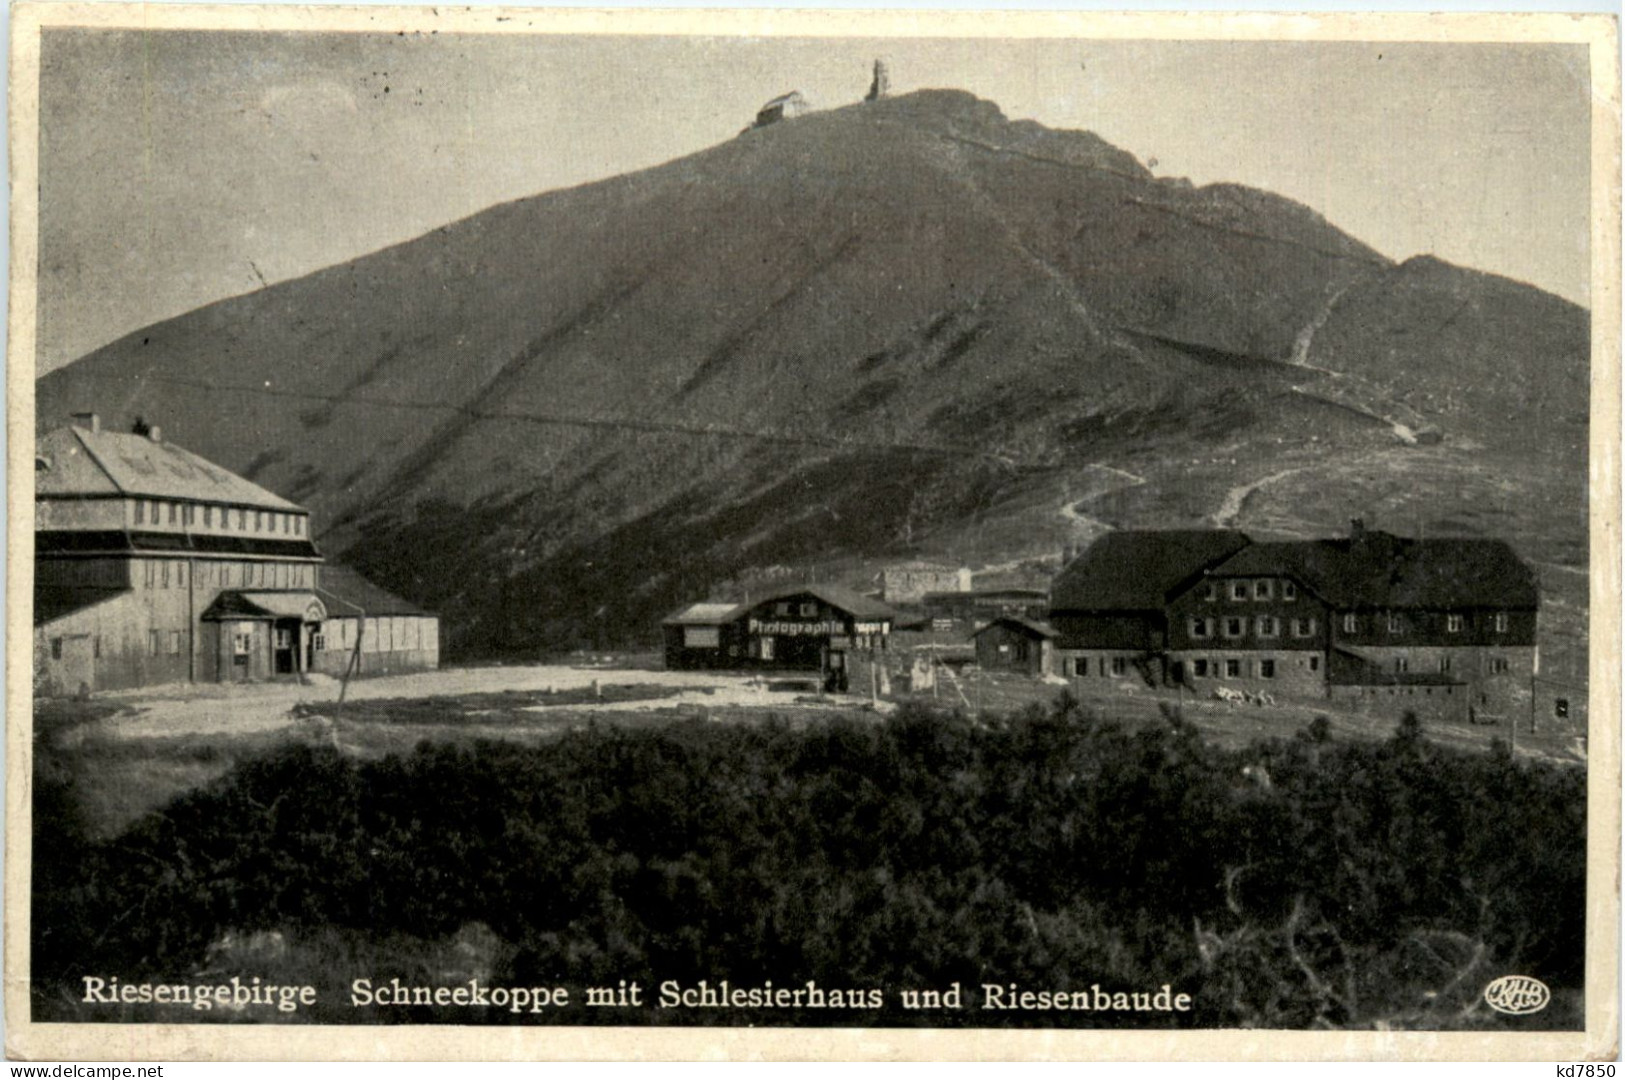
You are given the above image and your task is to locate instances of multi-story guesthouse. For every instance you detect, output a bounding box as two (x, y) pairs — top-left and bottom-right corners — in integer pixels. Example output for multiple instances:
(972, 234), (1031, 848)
(1049, 521), (1541, 721)
(663, 584), (896, 687)
(33, 414), (439, 695)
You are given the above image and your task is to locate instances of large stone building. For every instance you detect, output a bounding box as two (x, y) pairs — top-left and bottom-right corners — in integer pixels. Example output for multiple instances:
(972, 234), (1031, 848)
(33, 414), (438, 695)
(1049, 521), (1543, 722)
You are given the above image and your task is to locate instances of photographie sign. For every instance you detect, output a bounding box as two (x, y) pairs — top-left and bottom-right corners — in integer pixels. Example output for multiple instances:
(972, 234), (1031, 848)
(5, 3), (1618, 1063)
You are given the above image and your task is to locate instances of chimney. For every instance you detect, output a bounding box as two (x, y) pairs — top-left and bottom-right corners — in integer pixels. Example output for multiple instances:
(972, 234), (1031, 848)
(1350, 518), (1367, 542)
(131, 416), (162, 441)
(70, 411), (100, 433)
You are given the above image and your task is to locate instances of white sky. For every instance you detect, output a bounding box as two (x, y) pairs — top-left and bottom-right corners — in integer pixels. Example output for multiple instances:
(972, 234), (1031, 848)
(36, 31), (1591, 373)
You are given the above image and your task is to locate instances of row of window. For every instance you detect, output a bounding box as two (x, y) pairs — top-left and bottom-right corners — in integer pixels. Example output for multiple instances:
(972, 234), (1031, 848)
(1202, 579), (1298, 603)
(139, 559), (315, 590)
(1188, 656), (1318, 679)
(1061, 656), (1130, 678)
(1190, 615), (1316, 640)
(1340, 612), (1511, 634)
(133, 499), (305, 536)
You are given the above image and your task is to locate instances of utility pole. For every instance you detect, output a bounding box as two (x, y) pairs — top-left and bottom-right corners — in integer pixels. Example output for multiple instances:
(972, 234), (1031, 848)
(339, 605), (366, 704)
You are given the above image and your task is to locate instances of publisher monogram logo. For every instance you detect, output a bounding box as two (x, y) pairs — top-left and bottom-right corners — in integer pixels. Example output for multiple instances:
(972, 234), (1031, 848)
(1483, 975), (1551, 1015)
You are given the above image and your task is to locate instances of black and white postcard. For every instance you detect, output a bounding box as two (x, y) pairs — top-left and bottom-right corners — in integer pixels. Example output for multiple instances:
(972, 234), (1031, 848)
(6, 5), (1619, 1060)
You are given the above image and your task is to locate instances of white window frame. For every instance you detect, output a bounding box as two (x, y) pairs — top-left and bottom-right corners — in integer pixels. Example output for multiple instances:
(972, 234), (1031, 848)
(1254, 579), (1273, 601)
(1188, 617), (1211, 639)
(1259, 659), (1276, 679)
(1343, 613), (1359, 633)
(1292, 617), (1316, 638)
(1229, 581), (1249, 601)
(1223, 616), (1245, 639)
(1494, 612), (1509, 633)
(1282, 581), (1297, 601)
(1447, 614), (1464, 634)
(1256, 615), (1279, 638)
(1387, 613), (1403, 634)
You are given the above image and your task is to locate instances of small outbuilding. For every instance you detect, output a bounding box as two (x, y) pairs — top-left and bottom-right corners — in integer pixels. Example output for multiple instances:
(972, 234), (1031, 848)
(973, 616), (1056, 676)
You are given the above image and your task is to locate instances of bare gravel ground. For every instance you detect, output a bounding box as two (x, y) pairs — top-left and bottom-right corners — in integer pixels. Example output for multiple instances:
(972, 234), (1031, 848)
(76, 663), (888, 743)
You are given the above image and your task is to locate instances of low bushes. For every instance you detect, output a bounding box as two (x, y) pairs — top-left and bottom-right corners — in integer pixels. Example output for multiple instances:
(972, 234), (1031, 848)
(33, 699), (1585, 1028)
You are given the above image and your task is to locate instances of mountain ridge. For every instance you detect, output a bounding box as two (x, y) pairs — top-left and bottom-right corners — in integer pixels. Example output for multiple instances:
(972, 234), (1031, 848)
(37, 88), (1588, 659)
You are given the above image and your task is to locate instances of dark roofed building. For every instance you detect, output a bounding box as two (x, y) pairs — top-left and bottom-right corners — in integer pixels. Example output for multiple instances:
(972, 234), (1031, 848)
(1051, 521), (1544, 720)
(1048, 530), (1249, 682)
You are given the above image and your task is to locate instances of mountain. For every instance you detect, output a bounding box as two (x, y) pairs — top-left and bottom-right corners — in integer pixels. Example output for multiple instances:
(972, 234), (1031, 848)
(36, 89), (1590, 660)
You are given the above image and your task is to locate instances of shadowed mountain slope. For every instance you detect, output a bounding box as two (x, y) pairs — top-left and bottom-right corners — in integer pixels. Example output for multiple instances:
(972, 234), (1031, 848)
(38, 90), (1588, 657)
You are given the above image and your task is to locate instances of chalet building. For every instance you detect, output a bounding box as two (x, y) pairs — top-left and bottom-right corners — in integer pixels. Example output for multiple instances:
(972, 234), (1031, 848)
(663, 585), (896, 684)
(1050, 522), (1541, 720)
(973, 616), (1055, 676)
(1049, 530), (1249, 684)
(33, 414), (438, 695)
(879, 561), (972, 604)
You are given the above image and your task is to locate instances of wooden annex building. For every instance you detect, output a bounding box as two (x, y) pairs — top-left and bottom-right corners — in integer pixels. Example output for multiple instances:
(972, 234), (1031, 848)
(33, 414), (439, 696)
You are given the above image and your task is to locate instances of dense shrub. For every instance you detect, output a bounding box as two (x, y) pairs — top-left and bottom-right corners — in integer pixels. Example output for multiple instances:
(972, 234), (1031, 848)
(33, 700), (1585, 1028)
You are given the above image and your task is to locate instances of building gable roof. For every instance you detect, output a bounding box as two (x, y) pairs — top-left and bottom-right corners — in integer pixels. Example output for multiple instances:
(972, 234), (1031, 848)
(664, 602), (744, 626)
(34, 586), (130, 627)
(36, 426), (303, 511)
(1050, 530), (1252, 611)
(1202, 532), (1538, 609)
(974, 615), (1056, 639)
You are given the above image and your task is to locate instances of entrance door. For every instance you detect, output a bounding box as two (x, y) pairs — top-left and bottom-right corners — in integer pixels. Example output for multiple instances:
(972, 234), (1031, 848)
(273, 621), (297, 675)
